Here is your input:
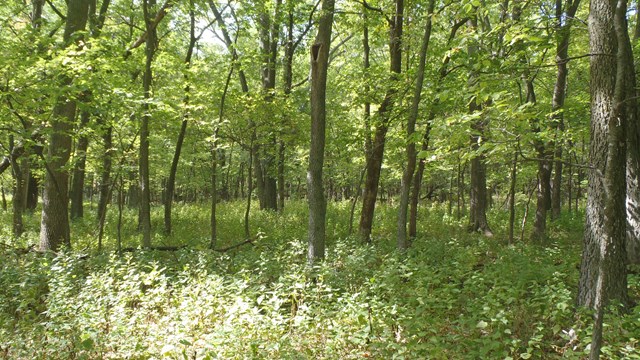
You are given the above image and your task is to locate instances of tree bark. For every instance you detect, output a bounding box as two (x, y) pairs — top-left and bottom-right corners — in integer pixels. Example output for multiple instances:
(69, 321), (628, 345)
(40, 0), (89, 251)
(308, 0), (335, 265)
(508, 147), (518, 244)
(9, 137), (24, 237)
(164, 2), (196, 235)
(139, 0), (158, 248)
(551, 0), (581, 220)
(467, 18), (492, 237)
(359, 0), (403, 243)
(585, 2), (632, 358)
(578, 0), (629, 313)
(397, 0), (434, 250)
(97, 124), (112, 228)
(626, 0), (640, 264)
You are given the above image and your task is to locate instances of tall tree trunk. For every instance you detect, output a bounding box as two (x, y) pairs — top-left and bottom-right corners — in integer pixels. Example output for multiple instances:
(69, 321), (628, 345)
(508, 147), (518, 244)
(70, 110), (90, 219)
(40, 0), (89, 251)
(277, 141), (285, 212)
(551, 0), (581, 220)
(359, 0), (403, 243)
(139, 0), (158, 248)
(408, 19), (465, 237)
(585, 2), (632, 358)
(255, 0), (281, 212)
(626, 1), (640, 264)
(10, 137), (24, 237)
(578, 0), (629, 312)
(97, 125), (112, 228)
(69, 0), (111, 221)
(308, 0), (335, 265)
(467, 18), (492, 237)
(164, 2), (196, 235)
(397, 0), (434, 250)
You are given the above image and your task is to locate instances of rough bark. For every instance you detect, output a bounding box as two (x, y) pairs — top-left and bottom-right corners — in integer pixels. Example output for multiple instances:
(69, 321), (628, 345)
(359, 0), (403, 243)
(397, 0), (434, 250)
(308, 0), (335, 265)
(578, 0), (629, 313)
(586, 3), (632, 358)
(254, 0), (281, 212)
(626, 1), (640, 264)
(40, 0), (89, 251)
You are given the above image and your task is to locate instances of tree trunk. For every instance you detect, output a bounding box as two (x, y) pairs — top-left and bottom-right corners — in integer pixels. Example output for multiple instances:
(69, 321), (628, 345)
(397, 0), (434, 250)
(466, 18), (492, 237)
(40, 0), (89, 251)
(97, 125), (112, 228)
(551, 0), (581, 220)
(277, 141), (285, 212)
(584, 2), (632, 358)
(626, 1), (640, 264)
(70, 109), (91, 220)
(164, 4), (196, 235)
(308, 0), (335, 265)
(578, 0), (629, 313)
(10, 137), (24, 237)
(359, 0), (403, 243)
(508, 147), (518, 244)
(139, 0), (158, 248)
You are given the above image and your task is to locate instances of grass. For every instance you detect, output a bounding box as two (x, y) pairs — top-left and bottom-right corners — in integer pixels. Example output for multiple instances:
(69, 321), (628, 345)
(0, 200), (638, 359)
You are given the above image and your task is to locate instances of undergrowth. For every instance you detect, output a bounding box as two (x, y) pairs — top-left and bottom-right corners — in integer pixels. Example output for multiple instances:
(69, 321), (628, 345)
(0, 200), (638, 359)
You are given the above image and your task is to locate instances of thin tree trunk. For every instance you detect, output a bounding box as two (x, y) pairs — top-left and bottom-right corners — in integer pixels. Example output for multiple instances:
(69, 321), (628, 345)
(308, 0), (335, 265)
(397, 0), (434, 250)
(138, 0), (159, 248)
(508, 146), (518, 244)
(10, 137), (24, 237)
(551, 0), (581, 220)
(244, 139), (254, 239)
(349, 167), (366, 236)
(1, 187), (6, 211)
(97, 125), (112, 229)
(211, 64), (233, 249)
(164, 3), (196, 235)
(626, 0), (640, 264)
(359, 0), (403, 243)
(70, 110), (90, 220)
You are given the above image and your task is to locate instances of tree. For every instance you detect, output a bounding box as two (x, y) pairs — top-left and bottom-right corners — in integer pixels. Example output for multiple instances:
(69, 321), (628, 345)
(397, 0), (435, 250)
(164, 0), (197, 236)
(550, 0), (581, 220)
(466, 16), (492, 237)
(359, 0), (404, 243)
(40, 0), (90, 251)
(308, 0), (335, 264)
(578, 0), (632, 356)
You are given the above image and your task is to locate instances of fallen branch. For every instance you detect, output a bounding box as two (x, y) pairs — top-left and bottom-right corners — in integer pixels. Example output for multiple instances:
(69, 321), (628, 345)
(120, 245), (187, 252)
(214, 238), (254, 252)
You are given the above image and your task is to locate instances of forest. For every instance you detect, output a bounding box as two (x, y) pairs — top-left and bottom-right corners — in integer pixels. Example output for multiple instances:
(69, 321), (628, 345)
(1, 0), (640, 358)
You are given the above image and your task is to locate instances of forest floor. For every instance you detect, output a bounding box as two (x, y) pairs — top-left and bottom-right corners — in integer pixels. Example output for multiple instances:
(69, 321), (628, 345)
(0, 200), (639, 359)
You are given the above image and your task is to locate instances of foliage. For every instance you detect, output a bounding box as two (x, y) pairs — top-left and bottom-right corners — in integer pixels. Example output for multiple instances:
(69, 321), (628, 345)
(1, 201), (638, 359)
